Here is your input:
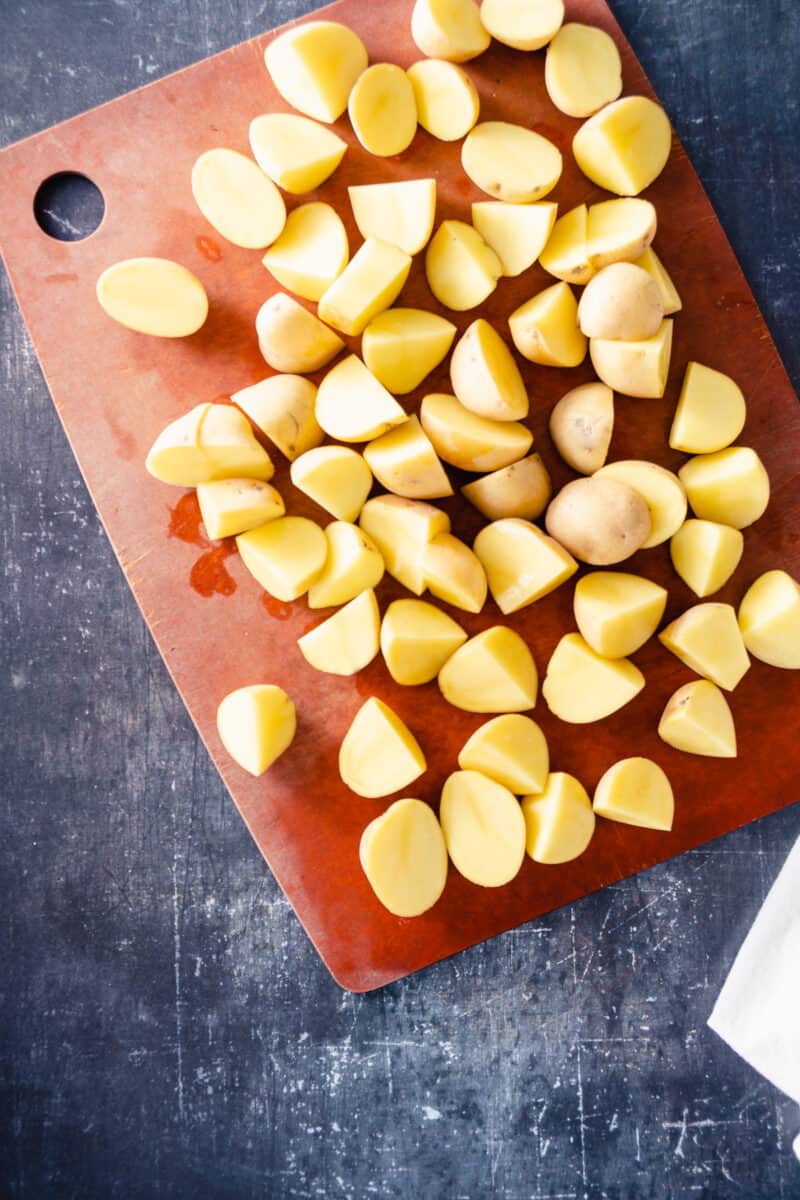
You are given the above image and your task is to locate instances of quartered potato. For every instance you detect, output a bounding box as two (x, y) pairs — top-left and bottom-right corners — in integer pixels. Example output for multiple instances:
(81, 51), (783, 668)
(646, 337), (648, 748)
(420, 392), (533, 473)
(348, 63), (418, 157)
(191, 148), (286, 248)
(669, 362), (747, 454)
(217, 684), (296, 777)
(573, 571), (668, 658)
(97, 258), (208, 338)
(410, 0), (490, 62)
(339, 697), (427, 798)
(364, 416), (453, 500)
(381, 598), (467, 685)
(539, 204), (595, 286)
(360, 495), (450, 595)
(458, 714), (549, 795)
(508, 282), (587, 368)
(440, 771), (526, 887)
(256, 293), (344, 374)
(462, 121), (562, 203)
(545, 476), (651, 565)
(549, 382), (614, 475)
(678, 446), (770, 529)
(587, 199), (657, 270)
(593, 758), (674, 831)
(298, 588), (381, 676)
(481, 0), (564, 50)
(573, 96), (673, 196)
(237, 515), (328, 601)
(315, 355), (407, 442)
(438, 626), (538, 713)
(669, 520), (744, 598)
(474, 518), (578, 614)
(360, 799), (448, 917)
(462, 454), (552, 522)
(545, 22), (622, 117)
(306, 521), (385, 609)
(578, 263), (664, 341)
(659, 603), (751, 692)
(635, 246), (682, 315)
(658, 681), (737, 758)
(249, 113), (347, 193)
(362, 308), (456, 394)
(522, 773), (596, 865)
(450, 318), (529, 421)
(406, 58), (480, 141)
(291, 445), (373, 523)
(590, 319), (674, 399)
(422, 532), (488, 613)
(595, 460), (687, 548)
(264, 20), (368, 123)
(145, 403), (273, 487)
(318, 237), (412, 336)
(738, 570), (800, 669)
(262, 202), (349, 302)
(349, 179), (437, 256)
(232, 374), (322, 462)
(197, 478), (285, 540)
(542, 634), (645, 724)
(425, 219), (502, 310)
(471, 201), (558, 278)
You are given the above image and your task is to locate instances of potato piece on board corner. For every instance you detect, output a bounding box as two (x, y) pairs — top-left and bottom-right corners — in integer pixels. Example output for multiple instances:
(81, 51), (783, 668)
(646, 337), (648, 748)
(406, 60), (479, 142)
(318, 238), (412, 337)
(261, 203), (349, 302)
(539, 205), (595, 286)
(411, 0), (490, 62)
(678, 447), (769, 529)
(739, 570), (800, 669)
(363, 308), (456, 395)
(339, 698), (426, 798)
(291, 447), (373, 524)
(545, 22), (621, 117)
(574, 572), (667, 659)
(549, 383), (614, 475)
(659, 603), (750, 692)
(440, 771), (526, 887)
(593, 758), (674, 831)
(349, 180), (437, 257)
(236, 515), (327, 602)
(264, 21), (367, 123)
(450, 318), (529, 421)
(191, 148), (286, 249)
(573, 96), (673, 196)
(509, 283), (587, 368)
(595, 460), (687, 548)
(590, 320), (673, 399)
(658, 681), (737, 758)
(364, 416), (453, 501)
(425, 220), (502, 310)
(545, 477), (651, 566)
(306, 521), (384, 609)
(233, 375), (322, 463)
(669, 363), (746, 454)
(217, 684), (296, 777)
(670, 520), (743, 598)
(315, 356), (407, 443)
(197, 478), (285, 540)
(97, 258), (208, 338)
(635, 247), (682, 315)
(360, 495), (450, 595)
(249, 113), (347, 194)
(298, 589), (381, 676)
(459, 714), (549, 795)
(474, 519), (577, 614)
(542, 634), (644, 724)
(360, 799), (448, 918)
(381, 599), (467, 686)
(578, 264), (663, 342)
(587, 199), (657, 270)
(145, 403), (273, 487)
(462, 454), (552, 522)
(471, 201), (558, 278)
(349, 64), (418, 157)
(462, 122), (562, 203)
(522, 773), (596, 865)
(420, 393), (532, 473)
(422, 533), (488, 613)
(438, 626), (538, 713)
(256, 294), (344, 374)
(481, 0), (564, 50)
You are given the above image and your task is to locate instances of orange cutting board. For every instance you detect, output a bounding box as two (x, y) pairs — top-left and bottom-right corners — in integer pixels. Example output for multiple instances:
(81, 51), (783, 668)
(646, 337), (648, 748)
(1, 0), (799, 992)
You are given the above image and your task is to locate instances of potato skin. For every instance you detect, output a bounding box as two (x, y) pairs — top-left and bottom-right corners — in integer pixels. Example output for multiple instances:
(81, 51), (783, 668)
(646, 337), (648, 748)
(549, 382), (613, 474)
(545, 476), (651, 564)
(578, 263), (663, 340)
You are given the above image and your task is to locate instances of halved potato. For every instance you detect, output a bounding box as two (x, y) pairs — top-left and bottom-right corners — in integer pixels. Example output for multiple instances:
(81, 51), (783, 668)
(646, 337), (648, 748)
(658, 681), (737, 758)
(474, 518), (577, 614)
(635, 246), (682, 315)
(364, 416), (453, 499)
(545, 22), (622, 117)
(298, 588), (380, 675)
(191, 148), (286, 249)
(573, 96), (673, 196)
(360, 798), (448, 918)
(578, 263), (664, 341)
(450, 318), (529, 421)
(678, 447), (770, 529)
(538, 205), (594, 286)
(738, 570), (800, 669)
(362, 308), (456, 394)
(360, 495), (450, 594)
(590, 319), (673, 399)
(522, 773), (596, 864)
(587, 198), (657, 270)
(348, 179), (437, 256)
(440, 771), (526, 887)
(573, 571), (668, 658)
(438, 626), (538, 713)
(348, 63), (418, 157)
(420, 392), (533, 472)
(423, 533), (488, 613)
(381, 598), (467, 685)
(307, 520), (384, 609)
(217, 684), (296, 777)
(406, 59), (479, 141)
(549, 382), (614, 474)
(410, 0), (490, 62)
(315, 355), (407, 442)
(462, 122), (562, 203)
(145, 403), (274, 487)
(318, 237), (412, 336)
(256, 293), (344, 374)
(669, 520), (744, 598)
(237, 515), (327, 601)
(481, 0), (564, 50)
(96, 258), (208, 338)
(249, 113), (347, 193)
(197, 478), (285, 540)
(261, 202), (348, 302)
(593, 758), (674, 831)
(542, 633), (644, 723)
(471, 201), (558, 278)
(545, 476), (651, 565)
(339, 697), (427, 797)
(670, 362), (746, 454)
(459, 714), (549, 795)
(291, 446), (374, 523)
(264, 20), (368, 123)
(508, 282), (587, 368)
(232, 375), (323, 462)
(595, 460), (687, 548)
(425, 219), (502, 310)
(462, 453), (552, 521)
(659, 603), (750, 692)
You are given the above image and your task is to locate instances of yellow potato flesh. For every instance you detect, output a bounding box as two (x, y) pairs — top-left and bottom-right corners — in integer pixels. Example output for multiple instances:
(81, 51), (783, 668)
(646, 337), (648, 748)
(232, 375), (322, 462)
(450, 318), (529, 421)
(348, 179), (437, 256)
(425, 220), (502, 310)
(670, 362), (746, 454)
(145, 403), (273, 487)
(318, 237), (412, 336)
(587, 198), (657, 270)
(471, 201), (558, 278)
(422, 533), (488, 613)
(635, 247), (682, 315)
(573, 96), (673, 196)
(669, 519), (743, 598)
(261, 202), (349, 302)
(197, 478), (285, 540)
(264, 20), (368, 123)
(545, 22), (622, 117)
(348, 63), (418, 157)
(217, 684), (296, 777)
(577, 263), (664, 342)
(438, 626), (538, 713)
(236, 515), (327, 601)
(256, 293), (344, 374)
(459, 714), (549, 795)
(481, 0), (564, 50)
(539, 204), (595, 286)
(659, 603), (750, 692)
(440, 771), (526, 887)
(315, 355), (407, 443)
(461, 121), (562, 203)
(420, 392), (533, 473)
(508, 282), (587, 368)
(473, 518), (577, 614)
(362, 308), (456, 395)
(339, 697), (427, 798)
(573, 571), (668, 658)
(249, 112), (347, 194)
(406, 59), (479, 141)
(590, 319), (673, 399)
(96, 257), (208, 338)
(381, 598), (467, 685)
(658, 680), (737, 758)
(360, 495), (451, 594)
(738, 570), (800, 669)
(364, 416), (453, 500)
(542, 633), (644, 723)
(678, 447), (770, 529)
(298, 588), (381, 676)
(462, 454), (552, 522)
(291, 446), (374, 524)
(549, 382), (614, 475)
(359, 799), (448, 917)
(191, 148), (286, 249)
(410, 0), (490, 62)
(593, 758), (674, 831)
(306, 521), (385, 609)
(595, 460), (687, 548)
(522, 772), (596, 864)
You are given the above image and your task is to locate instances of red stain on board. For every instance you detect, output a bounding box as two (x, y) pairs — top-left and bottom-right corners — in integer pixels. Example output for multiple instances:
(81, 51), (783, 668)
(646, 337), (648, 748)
(262, 594), (293, 621)
(168, 492), (205, 547)
(196, 235), (222, 262)
(190, 544), (237, 597)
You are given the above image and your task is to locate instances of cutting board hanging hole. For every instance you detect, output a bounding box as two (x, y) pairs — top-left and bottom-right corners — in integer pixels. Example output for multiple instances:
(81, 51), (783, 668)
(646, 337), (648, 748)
(34, 172), (104, 242)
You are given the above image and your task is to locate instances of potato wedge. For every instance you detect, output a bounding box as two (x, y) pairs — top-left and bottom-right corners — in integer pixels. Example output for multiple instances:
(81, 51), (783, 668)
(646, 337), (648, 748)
(96, 258), (208, 338)
(339, 697), (426, 798)
(659, 603), (750, 692)
(315, 355), (407, 442)
(459, 714), (549, 795)
(635, 246), (682, 315)
(450, 318), (529, 420)
(462, 454), (551, 521)
(291, 446), (374, 523)
(364, 415), (453, 500)
(669, 520), (744, 598)
(545, 22), (622, 117)
(362, 308), (456, 394)
(522, 773), (596, 864)
(738, 570), (800, 669)
(438, 626), (538, 713)
(578, 263), (664, 341)
(298, 588), (380, 676)
(381, 598), (467, 685)
(508, 282), (587, 368)
(360, 799), (448, 918)
(574, 571), (667, 658)
(481, 0), (564, 50)
(406, 59), (479, 141)
(593, 758), (674, 831)
(360, 495), (450, 594)
(217, 684), (296, 777)
(422, 533), (488, 613)
(348, 179), (437, 256)
(425, 219), (502, 310)
(542, 633), (645, 723)
(471, 201), (558, 278)
(678, 447), (770, 529)
(411, 0), (490, 62)
(590, 319), (673, 399)
(232, 375), (322, 462)
(261, 202), (348, 302)
(307, 521), (384, 609)
(440, 771), (526, 887)
(670, 362), (746, 454)
(318, 236), (411, 337)
(473, 518), (577, 614)
(658, 681), (737, 758)
(249, 113), (347, 193)
(256, 293), (344, 374)
(545, 476), (651, 565)
(462, 121), (562, 203)
(197, 478), (285, 540)
(573, 96), (673, 196)
(237, 515), (327, 601)
(595, 460), (687, 548)
(264, 20), (368, 123)
(420, 392), (533, 473)
(348, 63), (418, 157)
(145, 402), (274, 487)
(549, 382), (614, 474)
(191, 148), (286, 249)
(538, 204), (594, 286)
(587, 198), (657, 270)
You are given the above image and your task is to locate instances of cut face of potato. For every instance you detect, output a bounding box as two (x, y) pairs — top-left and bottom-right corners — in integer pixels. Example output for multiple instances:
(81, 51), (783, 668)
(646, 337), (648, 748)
(264, 20), (368, 124)
(593, 758), (674, 831)
(145, 402), (274, 487)
(232, 375), (322, 462)
(573, 96), (673, 196)
(543, 633), (645, 723)
(360, 494), (450, 594)
(217, 684), (296, 777)
(440, 771), (526, 887)
(236, 515), (327, 601)
(658, 681), (737, 758)
(410, 0), (490, 62)
(574, 571), (668, 658)
(315, 355), (407, 442)
(635, 247), (682, 315)
(197, 478), (285, 540)
(381, 598), (467, 685)
(549, 382), (614, 475)
(545, 476), (651, 565)
(590, 319), (673, 399)
(348, 179), (437, 256)
(256, 293), (344, 374)
(425, 219), (502, 310)
(359, 798), (448, 918)
(191, 148), (286, 249)
(420, 392), (533, 473)
(669, 519), (744, 598)
(96, 258), (208, 338)
(659, 603), (750, 692)
(306, 521), (384, 609)
(450, 318), (529, 421)
(481, 0), (564, 50)
(587, 199), (657, 270)
(678, 447), (770, 530)
(595, 460), (687, 548)
(471, 201), (558, 278)
(462, 454), (552, 522)
(738, 570), (800, 669)
(578, 263), (664, 341)
(406, 59), (480, 141)
(438, 626), (538, 713)
(298, 588), (381, 675)
(362, 308), (456, 395)
(461, 122), (562, 203)
(670, 362), (746, 454)
(508, 282), (587, 368)
(318, 237), (412, 337)
(522, 773), (596, 864)
(339, 697), (427, 798)
(364, 415), (453, 500)
(348, 63), (418, 157)
(422, 532), (488, 613)
(249, 113), (347, 194)
(538, 205), (595, 286)
(474, 518), (578, 614)
(458, 714), (549, 795)
(545, 22), (622, 117)
(261, 202), (349, 302)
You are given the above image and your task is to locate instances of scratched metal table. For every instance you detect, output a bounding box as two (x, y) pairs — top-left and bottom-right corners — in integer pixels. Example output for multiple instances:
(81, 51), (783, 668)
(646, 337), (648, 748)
(2, 1), (800, 1197)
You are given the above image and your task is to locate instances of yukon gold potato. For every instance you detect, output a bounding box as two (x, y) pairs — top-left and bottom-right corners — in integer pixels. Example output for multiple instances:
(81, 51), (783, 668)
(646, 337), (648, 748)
(348, 63), (418, 157)
(658, 681), (737, 758)
(458, 715), (549, 795)
(359, 799), (448, 918)
(197, 478), (285, 540)
(298, 588), (380, 675)
(590, 319), (674, 399)
(307, 521), (384, 608)
(471, 201), (558, 278)
(440, 771), (526, 887)
(678, 447), (770, 529)
(261, 203), (349, 302)
(96, 258), (208, 338)
(461, 122), (562, 203)
(249, 113), (347, 194)
(191, 148), (286, 249)
(410, 0), (490, 61)
(381, 598), (467, 685)
(522, 773), (596, 864)
(438, 626), (538, 713)
(549, 382), (614, 475)
(578, 263), (664, 341)
(339, 697), (426, 798)
(462, 454), (552, 522)
(587, 198), (657, 269)
(669, 520), (744, 598)
(508, 282), (587, 368)
(450, 319), (529, 421)
(232, 375), (322, 462)
(635, 247), (682, 315)
(593, 758), (674, 831)
(362, 308), (456, 394)
(545, 476), (651, 565)
(406, 59), (479, 141)
(264, 20), (368, 123)
(595, 460), (687, 548)
(256, 293), (344, 374)
(573, 96), (673, 196)
(420, 393), (533, 473)
(425, 220), (502, 310)
(423, 533), (488, 612)
(539, 205), (594, 286)
(318, 237), (411, 337)
(237, 515), (327, 601)
(364, 416), (453, 500)
(145, 403), (274, 487)
(738, 570), (800, 669)
(217, 684), (296, 777)
(349, 180), (437, 256)
(669, 362), (746, 454)
(315, 355), (407, 442)
(474, 518), (577, 614)
(574, 571), (668, 658)
(481, 0), (564, 50)
(360, 495), (450, 594)
(545, 22), (621, 117)
(542, 633), (645, 724)
(659, 603), (750, 692)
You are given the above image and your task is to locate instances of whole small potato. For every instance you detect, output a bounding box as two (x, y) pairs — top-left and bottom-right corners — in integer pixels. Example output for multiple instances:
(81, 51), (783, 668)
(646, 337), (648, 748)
(578, 262), (664, 340)
(549, 381), (614, 474)
(545, 476), (651, 564)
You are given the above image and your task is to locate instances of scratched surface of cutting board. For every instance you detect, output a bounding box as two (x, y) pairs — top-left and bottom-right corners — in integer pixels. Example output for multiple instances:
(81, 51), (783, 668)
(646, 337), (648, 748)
(1, 0), (798, 991)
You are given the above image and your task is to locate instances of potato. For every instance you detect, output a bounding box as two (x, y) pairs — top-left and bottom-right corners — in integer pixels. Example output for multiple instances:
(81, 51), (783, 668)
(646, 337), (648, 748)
(587, 199), (657, 270)
(248, 113), (347, 194)
(360, 495), (450, 594)
(191, 148), (286, 249)
(315, 355), (407, 442)
(339, 697), (426, 797)
(522, 773), (596, 864)
(590, 319), (673, 399)
(678, 446), (770, 529)
(658, 680), (737, 758)
(236, 515), (327, 601)
(458, 714), (549, 795)
(635, 246), (682, 315)
(425, 219), (502, 310)
(348, 179), (437, 256)
(217, 684), (296, 777)
(481, 0), (564, 50)
(145, 403), (274, 487)
(573, 96), (673, 196)
(348, 63), (418, 157)
(545, 476), (651, 565)
(298, 588), (380, 675)
(422, 533), (488, 613)
(232, 374), (323, 462)
(264, 20), (368, 123)
(659, 603), (750, 692)
(538, 204), (595, 286)
(197, 478), (285, 540)
(471, 201), (558, 278)
(306, 521), (384, 609)
(573, 571), (667, 658)
(440, 771), (526, 887)
(669, 362), (746, 454)
(462, 453), (552, 521)
(359, 799), (448, 918)
(549, 382), (614, 475)
(420, 393), (533, 473)
(593, 758), (674, 831)
(438, 626), (538, 713)
(669, 519), (744, 598)
(381, 598), (467, 685)
(595, 460), (687, 548)
(410, 0), (490, 62)
(738, 570), (800, 669)
(544, 22), (621, 117)
(542, 633), (644, 724)
(450, 318), (529, 421)
(406, 59), (479, 141)
(461, 122), (562, 203)
(318, 237), (411, 336)
(362, 308), (456, 394)
(578, 263), (663, 341)
(364, 415), (453, 500)
(508, 282), (587, 368)
(256, 293), (344, 374)
(261, 202), (349, 302)
(473, 518), (577, 614)
(96, 257), (208, 338)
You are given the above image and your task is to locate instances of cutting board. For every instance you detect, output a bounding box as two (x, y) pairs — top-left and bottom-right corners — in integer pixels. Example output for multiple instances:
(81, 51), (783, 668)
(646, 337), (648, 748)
(1, 0), (798, 992)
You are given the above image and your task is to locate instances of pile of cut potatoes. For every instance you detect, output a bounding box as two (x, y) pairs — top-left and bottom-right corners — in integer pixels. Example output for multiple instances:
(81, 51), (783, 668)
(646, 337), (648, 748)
(96, 0), (800, 921)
